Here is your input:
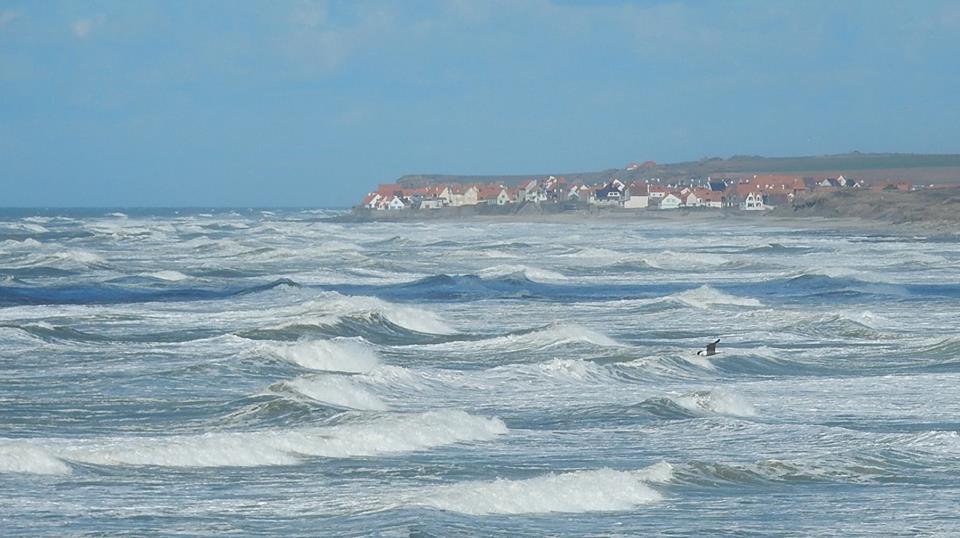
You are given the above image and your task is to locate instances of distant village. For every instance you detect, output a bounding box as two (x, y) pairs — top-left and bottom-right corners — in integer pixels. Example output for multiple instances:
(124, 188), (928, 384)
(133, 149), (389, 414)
(359, 161), (918, 212)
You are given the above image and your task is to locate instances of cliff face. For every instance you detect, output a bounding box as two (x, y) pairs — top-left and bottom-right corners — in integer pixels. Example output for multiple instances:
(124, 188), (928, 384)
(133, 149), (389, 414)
(395, 153), (960, 189)
(785, 190), (960, 225)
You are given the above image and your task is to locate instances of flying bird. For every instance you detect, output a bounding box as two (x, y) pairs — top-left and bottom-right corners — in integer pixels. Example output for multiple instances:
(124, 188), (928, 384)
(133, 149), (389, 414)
(696, 338), (721, 356)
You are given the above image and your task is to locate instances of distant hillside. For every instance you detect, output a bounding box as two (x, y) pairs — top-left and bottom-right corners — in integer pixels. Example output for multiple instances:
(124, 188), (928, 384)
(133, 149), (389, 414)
(395, 153), (960, 188)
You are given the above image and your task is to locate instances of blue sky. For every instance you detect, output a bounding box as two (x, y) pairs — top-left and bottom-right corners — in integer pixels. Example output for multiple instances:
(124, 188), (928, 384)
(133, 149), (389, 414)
(1, 0), (958, 207)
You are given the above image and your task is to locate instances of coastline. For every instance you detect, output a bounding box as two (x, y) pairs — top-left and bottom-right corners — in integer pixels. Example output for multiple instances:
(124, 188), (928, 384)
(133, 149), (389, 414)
(332, 204), (959, 237)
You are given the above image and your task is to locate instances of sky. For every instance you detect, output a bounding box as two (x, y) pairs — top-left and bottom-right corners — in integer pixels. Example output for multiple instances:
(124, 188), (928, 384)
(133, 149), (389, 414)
(1, 0), (959, 207)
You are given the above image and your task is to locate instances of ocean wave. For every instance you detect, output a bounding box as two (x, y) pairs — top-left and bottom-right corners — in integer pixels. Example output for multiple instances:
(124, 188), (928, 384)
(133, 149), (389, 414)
(662, 285), (763, 309)
(489, 358), (615, 384)
(0, 277), (300, 306)
(259, 339), (381, 373)
(672, 389), (757, 417)
(259, 293), (457, 338)
(140, 270), (191, 282)
(638, 390), (756, 419)
(57, 410), (506, 468)
(414, 463), (672, 515)
(281, 375), (388, 411)
(420, 322), (622, 353)
(782, 314), (885, 340)
(0, 441), (72, 475)
(742, 242), (814, 254)
(476, 265), (567, 282)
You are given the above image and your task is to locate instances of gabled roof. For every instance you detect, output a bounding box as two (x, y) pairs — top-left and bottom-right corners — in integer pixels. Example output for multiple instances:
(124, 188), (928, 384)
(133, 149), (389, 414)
(477, 184), (505, 199)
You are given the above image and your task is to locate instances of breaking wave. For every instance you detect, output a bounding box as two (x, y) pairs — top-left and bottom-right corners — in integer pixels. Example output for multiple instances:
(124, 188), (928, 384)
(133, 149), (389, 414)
(638, 390), (756, 418)
(415, 463), (672, 515)
(476, 265), (567, 282)
(57, 410), (506, 468)
(259, 339), (381, 373)
(663, 285), (763, 309)
(425, 322), (622, 352)
(0, 441), (72, 475)
(282, 375), (388, 411)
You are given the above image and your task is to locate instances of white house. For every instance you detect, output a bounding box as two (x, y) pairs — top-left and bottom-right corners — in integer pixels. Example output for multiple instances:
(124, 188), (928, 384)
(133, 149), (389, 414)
(741, 191), (765, 210)
(682, 191), (702, 207)
(387, 195), (408, 210)
(362, 193), (382, 209)
(419, 198), (443, 209)
(659, 193), (682, 209)
(647, 185), (669, 199)
(623, 182), (648, 209)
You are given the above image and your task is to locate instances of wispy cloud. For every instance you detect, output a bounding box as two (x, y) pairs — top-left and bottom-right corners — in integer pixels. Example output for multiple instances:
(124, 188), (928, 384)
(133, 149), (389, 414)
(72, 15), (105, 39)
(284, 1), (397, 73)
(0, 9), (18, 29)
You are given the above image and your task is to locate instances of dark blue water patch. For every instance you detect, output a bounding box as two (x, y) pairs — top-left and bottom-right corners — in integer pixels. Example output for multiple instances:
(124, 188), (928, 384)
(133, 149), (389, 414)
(319, 274), (690, 303)
(726, 274), (960, 303)
(0, 266), (79, 279)
(740, 243), (816, 254)
(0, 278), (300, 306)
(238, 312), (455, 346)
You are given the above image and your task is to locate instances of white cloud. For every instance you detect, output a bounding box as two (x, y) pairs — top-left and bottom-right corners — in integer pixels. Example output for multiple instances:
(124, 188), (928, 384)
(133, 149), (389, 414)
(72, 16), (105, 39)
(0, 9), (18, 28)
(284, 1), (397, 73)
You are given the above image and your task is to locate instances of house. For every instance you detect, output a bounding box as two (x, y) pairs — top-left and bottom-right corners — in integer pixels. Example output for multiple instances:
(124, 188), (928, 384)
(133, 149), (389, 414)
(624, 182), (649, 209)
(659, 193), (682, 210)
(741, 191), (765, 211)
(362, 192), (382, 209)
(817, 178), (842, 189)
(418, 198), (444, 209)
(699, 190), (724, 208)
(682, 190), (702, 207)
(647, 184), (670, 199)
(477, 185), (507, 205)
(387, 195), (408, 210)
(593, 179), (626, 205)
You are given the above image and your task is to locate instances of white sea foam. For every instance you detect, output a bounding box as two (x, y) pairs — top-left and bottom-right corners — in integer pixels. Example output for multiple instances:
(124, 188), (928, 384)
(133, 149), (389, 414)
(18, 223), (49, 234)
(293, 293), (456, 335)
(59, 410), (506, 468)
(666, 285), (763, 309)
(440, 323), (622, 352)
(284, 375), (388, 411)
(476, 264), (567, 282)
(142, 270), (190, 281)
(673, 389), (757, 417)
(1, 237), (42, 249)
(0, 441), (72, 475)
(53, 250), (105, 266)
(262, 339), (381, 373)
(416, 464), (671, 515)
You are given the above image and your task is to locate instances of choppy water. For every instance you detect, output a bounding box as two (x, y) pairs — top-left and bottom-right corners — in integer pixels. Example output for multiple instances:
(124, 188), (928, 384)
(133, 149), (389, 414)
(2, 208), (959, 536)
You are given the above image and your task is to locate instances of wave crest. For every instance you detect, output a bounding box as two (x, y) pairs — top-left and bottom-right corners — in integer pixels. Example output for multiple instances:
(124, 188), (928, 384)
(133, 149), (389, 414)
(417, 464), (671, 515)
(60, 410), (506, 468)
(261, 339), (381, 373)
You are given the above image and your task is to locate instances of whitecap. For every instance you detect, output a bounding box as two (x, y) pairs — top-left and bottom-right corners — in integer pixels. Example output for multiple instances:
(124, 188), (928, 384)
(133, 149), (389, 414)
(59, 410), (506, 468)
(665, 285), (762, 309)
(415, 463), (671, 515)
(476, 264), (567, 282)
(0, 441), (72, 475)
(261, 339), (381, 373)
(142, 270), (191, 281)
(673, 389), (757, 417)
(283, 375), (388, 411)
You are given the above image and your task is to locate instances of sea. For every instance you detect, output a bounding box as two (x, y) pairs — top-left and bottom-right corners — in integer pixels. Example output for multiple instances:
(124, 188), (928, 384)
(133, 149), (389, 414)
(1, 208), (959, 536)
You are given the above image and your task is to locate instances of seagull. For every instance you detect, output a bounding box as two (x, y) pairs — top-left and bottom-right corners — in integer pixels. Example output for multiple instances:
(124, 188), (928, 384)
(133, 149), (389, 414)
(696, 338), (720, 356)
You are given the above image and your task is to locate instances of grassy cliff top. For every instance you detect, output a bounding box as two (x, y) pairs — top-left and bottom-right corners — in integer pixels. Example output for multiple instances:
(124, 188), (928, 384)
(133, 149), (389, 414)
(396, 152), (960, 188)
